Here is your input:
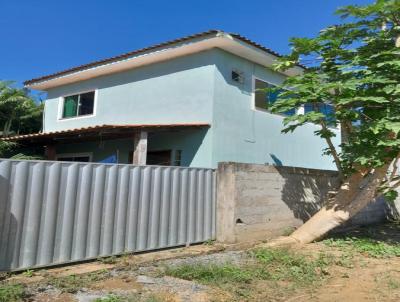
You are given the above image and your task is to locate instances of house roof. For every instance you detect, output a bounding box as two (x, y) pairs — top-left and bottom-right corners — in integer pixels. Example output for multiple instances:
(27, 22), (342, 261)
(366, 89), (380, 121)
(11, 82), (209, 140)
(1, 123), (210, 144)
(25, 30), (304, 90)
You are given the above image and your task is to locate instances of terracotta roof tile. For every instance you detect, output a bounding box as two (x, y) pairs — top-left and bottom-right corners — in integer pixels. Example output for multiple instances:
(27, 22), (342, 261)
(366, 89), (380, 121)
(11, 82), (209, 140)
(1, 123), (210, 142)
(24, 30), (304, 86)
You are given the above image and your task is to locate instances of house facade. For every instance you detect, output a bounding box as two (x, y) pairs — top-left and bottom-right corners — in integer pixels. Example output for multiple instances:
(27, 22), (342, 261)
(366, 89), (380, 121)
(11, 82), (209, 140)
(9, 30), (340, 170)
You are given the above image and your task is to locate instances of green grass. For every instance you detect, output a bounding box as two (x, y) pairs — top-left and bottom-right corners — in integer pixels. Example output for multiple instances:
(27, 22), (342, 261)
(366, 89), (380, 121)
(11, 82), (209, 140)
(94, 295), (124, 302)
(0, 284), (26, 302)
(47, 271), (108, 293)
(250, 248), (331, 285)
(164, 248), (331, 289)
(165, 263), (263, 285)
(94, 293), (166, 302)
(323, 236), (400, 258)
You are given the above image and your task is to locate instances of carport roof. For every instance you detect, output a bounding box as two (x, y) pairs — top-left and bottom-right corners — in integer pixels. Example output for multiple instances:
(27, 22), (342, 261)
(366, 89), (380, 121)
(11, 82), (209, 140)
(1, 123), (210, 144)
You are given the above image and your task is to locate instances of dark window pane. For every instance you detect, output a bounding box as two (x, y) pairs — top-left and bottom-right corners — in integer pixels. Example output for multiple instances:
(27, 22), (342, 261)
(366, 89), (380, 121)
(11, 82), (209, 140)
(173, 150), (182, 166)
(255, 79), (268, 110)
(73, 156), (90, 162)
(57, 157), (74, 161)
(63, 95), (78, 118)
(147, 150), (172, 166)
(79, 92), (95, 116)
(255, 79), (294, 116)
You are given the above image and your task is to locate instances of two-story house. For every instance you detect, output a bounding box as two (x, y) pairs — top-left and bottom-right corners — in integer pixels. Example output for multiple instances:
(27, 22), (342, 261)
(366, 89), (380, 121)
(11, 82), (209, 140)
(6, 30), (340, 170)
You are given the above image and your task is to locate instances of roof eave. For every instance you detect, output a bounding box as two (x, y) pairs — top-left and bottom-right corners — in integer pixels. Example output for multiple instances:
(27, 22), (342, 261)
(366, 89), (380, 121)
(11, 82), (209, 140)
(25, 31), (304, 90)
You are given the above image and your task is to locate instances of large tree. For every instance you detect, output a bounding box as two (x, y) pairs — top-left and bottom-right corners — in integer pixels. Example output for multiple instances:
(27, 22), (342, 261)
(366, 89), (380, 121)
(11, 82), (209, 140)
(268, 0), (400, 245)
(0, 81), (43, 158)
(0, 81), (43, 137)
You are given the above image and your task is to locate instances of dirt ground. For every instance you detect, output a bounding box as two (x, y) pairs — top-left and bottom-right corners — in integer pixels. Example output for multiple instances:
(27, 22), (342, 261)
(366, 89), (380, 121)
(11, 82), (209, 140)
(2, 223), (400, 302)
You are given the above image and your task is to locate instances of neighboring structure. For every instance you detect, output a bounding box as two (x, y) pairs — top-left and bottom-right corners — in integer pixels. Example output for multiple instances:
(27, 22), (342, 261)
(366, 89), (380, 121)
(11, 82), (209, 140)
(5, 30), (340, 170)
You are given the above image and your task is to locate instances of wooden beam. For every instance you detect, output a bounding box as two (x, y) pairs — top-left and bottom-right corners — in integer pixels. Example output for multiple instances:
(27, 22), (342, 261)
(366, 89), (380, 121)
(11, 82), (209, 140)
(44, 144), (57, 160)
(132, 131), (147, 165)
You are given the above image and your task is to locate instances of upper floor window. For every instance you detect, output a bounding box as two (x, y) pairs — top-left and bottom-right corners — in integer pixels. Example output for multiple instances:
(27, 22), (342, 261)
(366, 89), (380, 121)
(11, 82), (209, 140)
(254, 78), (295, 116)
(62, 91), (95, 119)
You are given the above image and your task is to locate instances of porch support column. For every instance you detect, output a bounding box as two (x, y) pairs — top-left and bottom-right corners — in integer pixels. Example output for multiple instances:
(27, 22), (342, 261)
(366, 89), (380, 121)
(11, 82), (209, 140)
(132, 131), (148, 165)
(44, 144), (56, 160)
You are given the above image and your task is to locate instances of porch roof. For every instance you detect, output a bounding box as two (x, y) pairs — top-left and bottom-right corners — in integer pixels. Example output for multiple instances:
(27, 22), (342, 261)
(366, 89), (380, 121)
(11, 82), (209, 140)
(1, 123), (210, 144)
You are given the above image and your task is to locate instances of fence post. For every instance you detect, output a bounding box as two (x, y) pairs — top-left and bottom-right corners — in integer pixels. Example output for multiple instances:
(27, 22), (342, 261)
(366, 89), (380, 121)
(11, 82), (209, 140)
(216, 162), (236, 243)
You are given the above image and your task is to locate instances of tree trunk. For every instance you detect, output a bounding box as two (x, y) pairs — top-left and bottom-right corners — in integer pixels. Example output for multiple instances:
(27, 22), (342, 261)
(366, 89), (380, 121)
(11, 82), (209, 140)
(268, 164), (389, 246)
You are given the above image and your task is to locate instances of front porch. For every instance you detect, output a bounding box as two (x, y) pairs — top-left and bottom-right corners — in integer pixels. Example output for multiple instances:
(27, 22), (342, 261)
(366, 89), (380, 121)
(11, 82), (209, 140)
(2, 123), (211, 167)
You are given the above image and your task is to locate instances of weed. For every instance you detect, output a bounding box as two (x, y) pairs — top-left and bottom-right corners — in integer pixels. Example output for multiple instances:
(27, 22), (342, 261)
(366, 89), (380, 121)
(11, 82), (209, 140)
(250, 248), (331, 285)
(282, 227), (296, 236)
(94, 294), (124, 302)
(99, 256), (118, 264)
(203, 239), (215, 246)
(164, 247), (331, 293)
(48, 271), (107, 293)
(0, 284), (26, 302)
(164, 263), (262, 285)
(324, 237), (400, 258)
(22, 269), (34, 278)
(334, 252), (354, 268)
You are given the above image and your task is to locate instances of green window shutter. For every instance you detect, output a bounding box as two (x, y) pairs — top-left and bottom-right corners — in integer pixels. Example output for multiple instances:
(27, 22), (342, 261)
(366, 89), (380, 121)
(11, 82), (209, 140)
(63, 95), (78, 118)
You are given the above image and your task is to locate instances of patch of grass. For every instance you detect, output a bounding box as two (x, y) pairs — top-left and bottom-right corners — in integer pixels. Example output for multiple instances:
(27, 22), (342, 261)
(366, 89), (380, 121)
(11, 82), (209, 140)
(203, 239), (215, 246)
(250, 248), (331, 285)
(98, 256), (118, 264)
(324, 237), (400, 258)
(48, 271), (108, 293)
(94, 295), (124, 302)
(0, 284), (26, 302)
(282, 227), (296, 236)
(93, 293), (170, 302)
(164, 248), (331, 291)
(164, 263), (263, 285)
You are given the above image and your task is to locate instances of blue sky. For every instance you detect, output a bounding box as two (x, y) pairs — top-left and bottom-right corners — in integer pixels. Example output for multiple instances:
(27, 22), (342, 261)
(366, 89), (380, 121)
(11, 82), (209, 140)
(1, 0), (372, 92)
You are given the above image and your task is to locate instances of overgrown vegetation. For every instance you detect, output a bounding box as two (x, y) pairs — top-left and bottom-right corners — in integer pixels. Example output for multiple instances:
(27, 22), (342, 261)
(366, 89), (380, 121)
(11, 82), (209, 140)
(164, 248), (332, 291)
(264, 0), (400, 243)
(324, 236), (400, 258)
(47, 271), (108, 293)
(0, 81), (43, 159)
(94, 294), (167, 302)
(0, 284), (26, 302)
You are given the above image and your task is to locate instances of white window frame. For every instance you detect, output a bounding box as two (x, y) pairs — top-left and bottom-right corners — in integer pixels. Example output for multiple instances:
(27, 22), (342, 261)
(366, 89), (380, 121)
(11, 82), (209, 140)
(251, 75), (304, 115)
(57, 89), (98, 121)
(55, 152), (93, 162)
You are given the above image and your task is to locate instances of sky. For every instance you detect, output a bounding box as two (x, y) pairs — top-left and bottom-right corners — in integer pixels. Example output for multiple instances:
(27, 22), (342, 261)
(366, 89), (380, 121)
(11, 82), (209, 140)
(1, 0), (373, 94)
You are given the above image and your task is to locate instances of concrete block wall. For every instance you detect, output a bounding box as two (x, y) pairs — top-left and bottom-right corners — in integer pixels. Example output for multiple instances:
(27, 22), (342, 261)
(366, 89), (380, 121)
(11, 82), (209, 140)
(216, 162), (395, 243)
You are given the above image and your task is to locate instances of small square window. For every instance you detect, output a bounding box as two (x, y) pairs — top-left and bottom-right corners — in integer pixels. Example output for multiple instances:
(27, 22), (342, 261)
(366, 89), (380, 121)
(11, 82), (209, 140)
(62, 91), (95, 118)
(232, 70), (244, 84)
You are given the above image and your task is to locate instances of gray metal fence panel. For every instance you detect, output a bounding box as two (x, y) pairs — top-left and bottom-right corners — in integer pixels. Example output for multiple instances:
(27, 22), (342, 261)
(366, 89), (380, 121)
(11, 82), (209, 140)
(0, 159), (216, 271)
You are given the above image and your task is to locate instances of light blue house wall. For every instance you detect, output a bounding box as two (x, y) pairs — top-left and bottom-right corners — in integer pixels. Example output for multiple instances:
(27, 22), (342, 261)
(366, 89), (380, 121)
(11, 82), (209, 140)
(45, 50), (216, 167)
(44, 48), (339, 170)
(211, 49), (339, 170)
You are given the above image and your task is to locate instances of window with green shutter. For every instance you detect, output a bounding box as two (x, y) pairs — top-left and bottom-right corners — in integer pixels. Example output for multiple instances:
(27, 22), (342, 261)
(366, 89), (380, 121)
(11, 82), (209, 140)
(62, 91), (95, 118)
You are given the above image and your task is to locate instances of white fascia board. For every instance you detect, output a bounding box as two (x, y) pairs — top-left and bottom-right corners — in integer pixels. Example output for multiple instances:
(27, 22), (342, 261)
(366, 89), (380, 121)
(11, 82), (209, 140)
(28, 35), (303, 90)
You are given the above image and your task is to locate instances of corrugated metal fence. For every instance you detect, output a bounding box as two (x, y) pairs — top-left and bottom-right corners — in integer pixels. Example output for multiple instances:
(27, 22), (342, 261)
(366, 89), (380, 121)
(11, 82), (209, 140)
(0, 159), (216, 271)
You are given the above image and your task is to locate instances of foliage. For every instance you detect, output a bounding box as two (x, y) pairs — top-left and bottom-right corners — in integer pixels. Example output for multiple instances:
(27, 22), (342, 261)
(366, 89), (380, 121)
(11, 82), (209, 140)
(0, 284), (26, 302)
(22, 269), (34, 278)
(250, 248), (331, 284)
(0, 81), (43, 137)
(324, 236), (400, 258)
(269, 0), (400, 196)
(0, 81), (43, 158)
(164, 248), (331, 288)
(47, 271), (107, 293)
(94, 295), (124, 302)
